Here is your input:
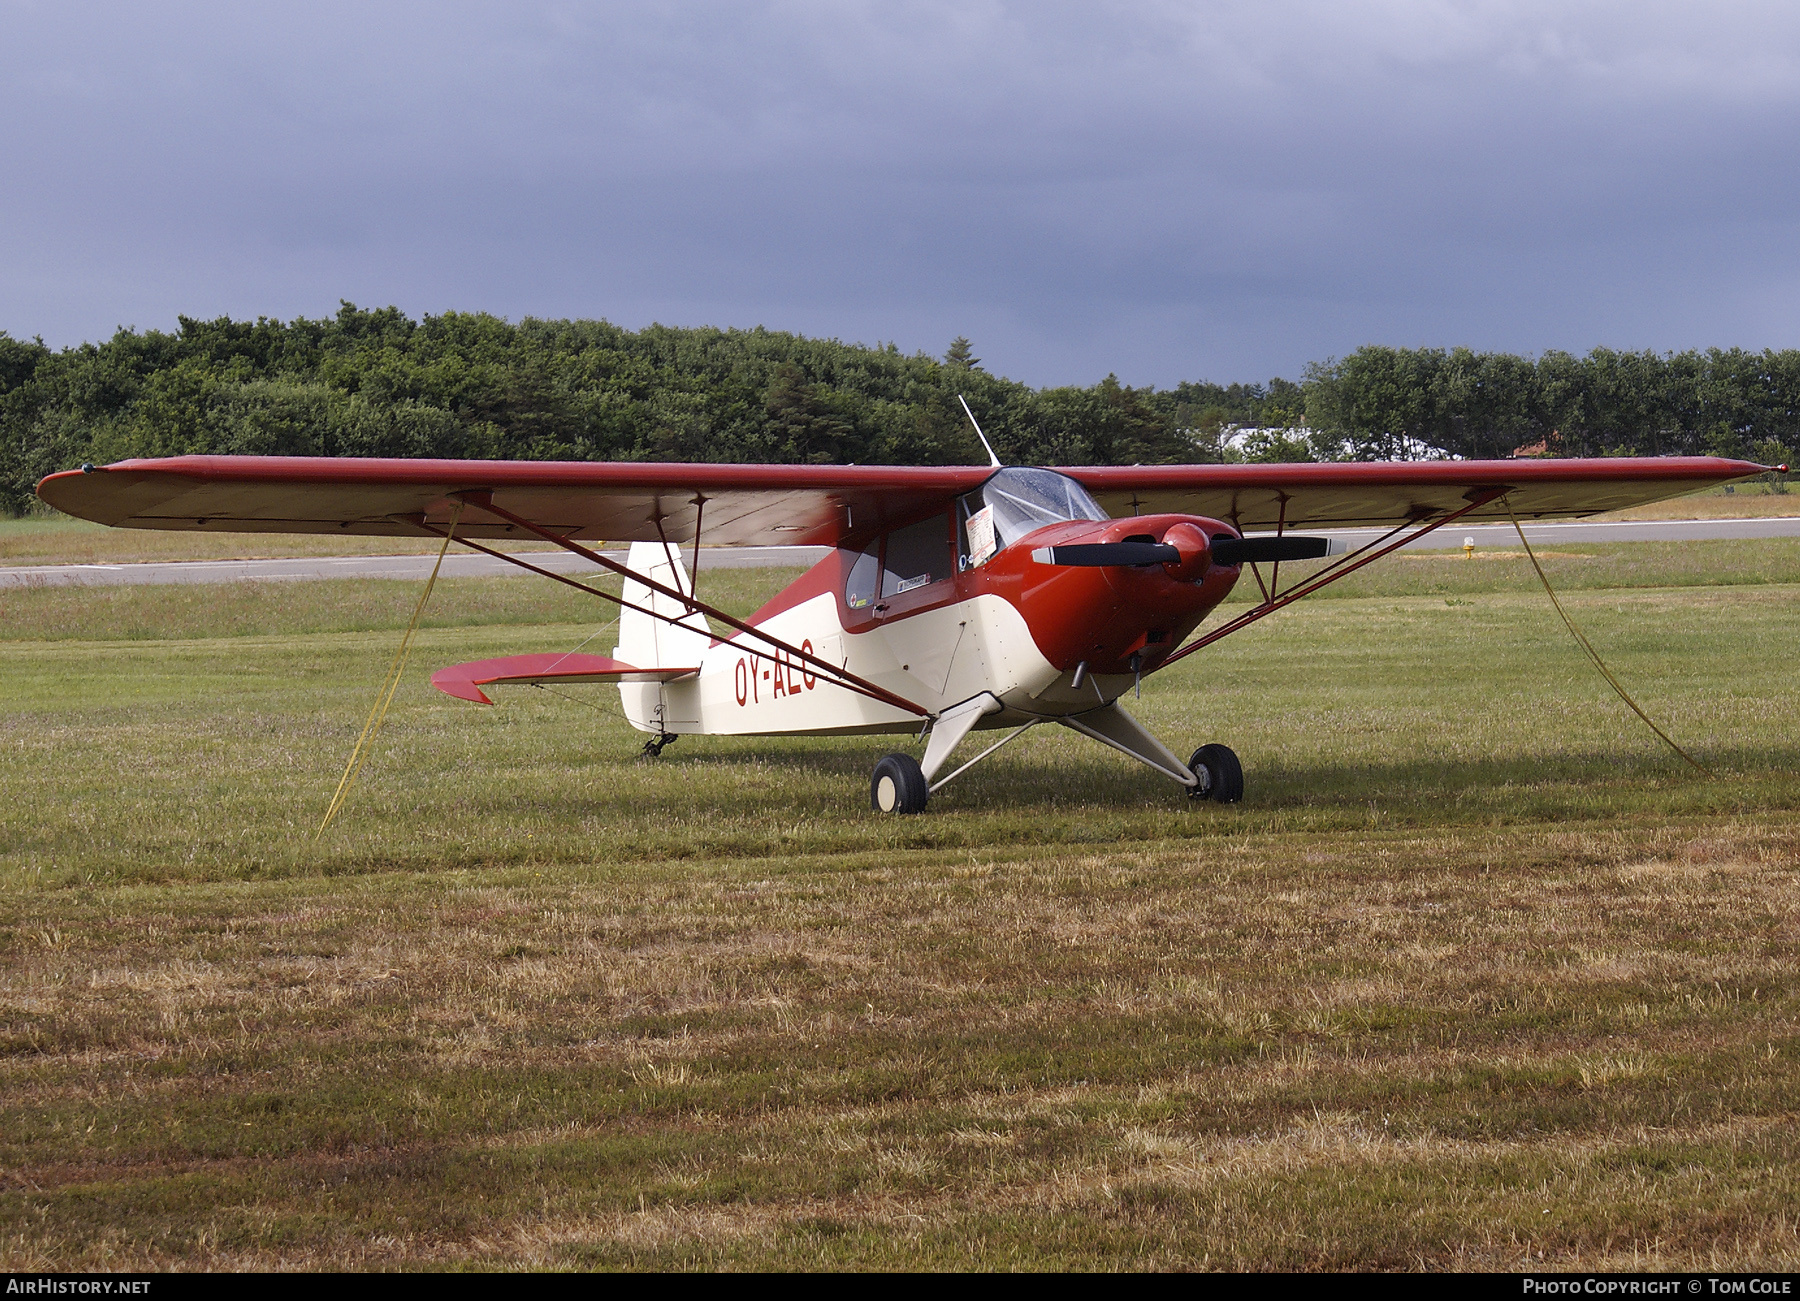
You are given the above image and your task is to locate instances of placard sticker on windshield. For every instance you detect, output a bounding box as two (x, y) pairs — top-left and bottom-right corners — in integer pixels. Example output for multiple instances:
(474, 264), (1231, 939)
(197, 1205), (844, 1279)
(966, 505), (997, 566)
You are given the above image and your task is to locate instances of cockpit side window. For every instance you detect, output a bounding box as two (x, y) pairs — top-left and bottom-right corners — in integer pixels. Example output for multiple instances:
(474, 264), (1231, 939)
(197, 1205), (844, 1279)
(844, 539), (880, 610)
(881, 513), (953, 597)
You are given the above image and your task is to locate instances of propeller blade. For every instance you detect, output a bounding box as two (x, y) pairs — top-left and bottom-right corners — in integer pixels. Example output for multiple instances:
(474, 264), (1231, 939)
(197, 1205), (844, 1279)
(1210, 535), (1347, 566)
(1031, 542), (1181, 566)
(1031, 535), (1347, 568)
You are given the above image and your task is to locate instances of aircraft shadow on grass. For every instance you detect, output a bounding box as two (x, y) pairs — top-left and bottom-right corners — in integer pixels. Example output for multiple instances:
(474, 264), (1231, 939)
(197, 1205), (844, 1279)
(462, 738), (1800, 822)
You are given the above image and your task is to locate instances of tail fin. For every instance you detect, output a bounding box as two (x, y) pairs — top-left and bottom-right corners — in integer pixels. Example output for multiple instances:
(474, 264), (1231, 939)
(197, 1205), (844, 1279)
(615, 542), (711, 668)
(614, 542), (711, 733)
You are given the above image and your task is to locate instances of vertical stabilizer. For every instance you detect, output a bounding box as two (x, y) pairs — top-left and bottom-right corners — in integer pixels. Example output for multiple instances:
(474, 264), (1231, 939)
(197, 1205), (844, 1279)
(616, 541), (710, 667)
(614, 542), (711, 732)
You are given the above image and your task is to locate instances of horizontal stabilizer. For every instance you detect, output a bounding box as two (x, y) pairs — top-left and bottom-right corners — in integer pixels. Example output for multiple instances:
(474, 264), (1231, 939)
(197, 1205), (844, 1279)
(430, 653), (698, 705)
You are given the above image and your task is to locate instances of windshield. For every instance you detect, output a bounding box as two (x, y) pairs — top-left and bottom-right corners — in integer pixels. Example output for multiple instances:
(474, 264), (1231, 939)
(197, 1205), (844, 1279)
(963, 467), (1107, 557)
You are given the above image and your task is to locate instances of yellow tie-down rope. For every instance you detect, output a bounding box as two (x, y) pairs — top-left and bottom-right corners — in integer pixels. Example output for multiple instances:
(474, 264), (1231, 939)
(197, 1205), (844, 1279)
(1504, 496), (1708, 776)
(317, 503), (463, 836)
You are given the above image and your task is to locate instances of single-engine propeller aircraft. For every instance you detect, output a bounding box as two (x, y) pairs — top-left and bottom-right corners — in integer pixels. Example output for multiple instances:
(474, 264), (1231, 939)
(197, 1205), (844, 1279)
(37, 440), (1779, 813)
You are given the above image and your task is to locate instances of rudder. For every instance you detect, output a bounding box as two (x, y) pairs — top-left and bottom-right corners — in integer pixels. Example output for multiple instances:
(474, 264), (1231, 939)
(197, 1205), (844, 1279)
(614, 542), (710, 733)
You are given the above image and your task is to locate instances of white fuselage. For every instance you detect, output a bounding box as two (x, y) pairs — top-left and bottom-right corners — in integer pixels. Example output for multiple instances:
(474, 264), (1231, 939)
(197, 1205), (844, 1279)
(612, 544), (1131, 738)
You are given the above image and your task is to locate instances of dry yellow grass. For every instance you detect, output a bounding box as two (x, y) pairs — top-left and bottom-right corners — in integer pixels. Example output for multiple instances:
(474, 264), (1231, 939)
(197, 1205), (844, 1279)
(1597, 484), (1799, 520)
(2, 546), (1797, 1270)
(4, 822), (1797, 1270)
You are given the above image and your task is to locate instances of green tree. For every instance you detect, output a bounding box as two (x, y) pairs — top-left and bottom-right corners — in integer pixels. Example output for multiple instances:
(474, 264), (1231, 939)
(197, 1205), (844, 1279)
(15, 306), (1800, 516)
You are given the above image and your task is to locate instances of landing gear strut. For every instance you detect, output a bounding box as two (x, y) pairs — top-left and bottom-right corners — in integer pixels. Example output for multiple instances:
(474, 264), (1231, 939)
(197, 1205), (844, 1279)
(641, 732), (679, 758)
(871, 753), (929, 814)
(1189, 744), (1244, 803)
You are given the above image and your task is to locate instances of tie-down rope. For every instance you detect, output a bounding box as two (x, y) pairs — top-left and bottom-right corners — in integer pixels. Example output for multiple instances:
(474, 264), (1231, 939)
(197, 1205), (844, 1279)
(1505, 496), (1707, 775)
(317, 503), (463, 836)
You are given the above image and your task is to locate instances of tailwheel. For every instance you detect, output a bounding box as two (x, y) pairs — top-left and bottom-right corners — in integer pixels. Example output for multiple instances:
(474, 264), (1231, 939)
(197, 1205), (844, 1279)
(871, 753), (929, 814)
(1189, 744), (1244, 803)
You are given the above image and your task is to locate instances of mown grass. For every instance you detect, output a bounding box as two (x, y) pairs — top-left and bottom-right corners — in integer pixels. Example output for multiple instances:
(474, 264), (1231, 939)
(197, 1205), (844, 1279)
(1603, 480), (1796, 520)
(7, 539), (1800, 645)
(0, 516), (566, 565)
(2, 544), (1797, 1269)
(0, 570), (629, 643)
(1242, 536), (1800, 602)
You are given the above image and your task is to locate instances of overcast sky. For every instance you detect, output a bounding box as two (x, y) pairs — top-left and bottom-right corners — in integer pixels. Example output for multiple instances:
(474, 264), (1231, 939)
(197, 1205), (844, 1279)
(4, 1), (1798, 387)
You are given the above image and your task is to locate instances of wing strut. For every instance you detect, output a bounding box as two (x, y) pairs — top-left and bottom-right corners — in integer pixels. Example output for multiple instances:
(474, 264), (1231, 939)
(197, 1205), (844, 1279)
(1154, 488), (1508, 674)
(409, 502), (928, 718)
(689, 494), (707, 597)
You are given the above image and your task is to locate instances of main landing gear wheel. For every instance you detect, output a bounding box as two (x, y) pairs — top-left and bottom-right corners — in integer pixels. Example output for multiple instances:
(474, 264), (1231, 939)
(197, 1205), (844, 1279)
(1189, 744), (1244, 803)
(871, 753), (929, 814)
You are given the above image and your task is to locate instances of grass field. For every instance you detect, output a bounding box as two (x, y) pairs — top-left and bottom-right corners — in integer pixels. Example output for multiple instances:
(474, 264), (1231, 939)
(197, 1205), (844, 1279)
(1602, 481), (1795, 520)
(2, 541), (1798, 1270)
(0, 516), (564, 566)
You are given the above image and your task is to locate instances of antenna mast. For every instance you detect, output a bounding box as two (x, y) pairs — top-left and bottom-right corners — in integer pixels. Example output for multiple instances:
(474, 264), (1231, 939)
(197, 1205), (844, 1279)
(958, 394), (1002, 468)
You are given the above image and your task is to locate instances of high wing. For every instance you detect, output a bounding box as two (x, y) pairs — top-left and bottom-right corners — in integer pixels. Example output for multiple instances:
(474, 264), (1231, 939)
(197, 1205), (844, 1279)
(34, 456), (993, 547)
(1066, 457), (1772, 531)
(35, 453), (1771, 544)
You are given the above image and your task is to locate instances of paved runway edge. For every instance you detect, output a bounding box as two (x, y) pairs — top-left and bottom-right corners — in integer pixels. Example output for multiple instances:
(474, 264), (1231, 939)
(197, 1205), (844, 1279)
(4, 519), (1800, 588)
(0, 545), (834, 588)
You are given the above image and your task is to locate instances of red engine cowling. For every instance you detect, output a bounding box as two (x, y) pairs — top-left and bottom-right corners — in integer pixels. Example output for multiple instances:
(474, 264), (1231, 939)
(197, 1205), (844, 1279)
(973, 514), (1243, 674)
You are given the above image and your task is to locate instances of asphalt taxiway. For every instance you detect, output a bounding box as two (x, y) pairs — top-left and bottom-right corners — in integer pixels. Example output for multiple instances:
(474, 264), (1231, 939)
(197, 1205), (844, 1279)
(4, 518), (1799, 588)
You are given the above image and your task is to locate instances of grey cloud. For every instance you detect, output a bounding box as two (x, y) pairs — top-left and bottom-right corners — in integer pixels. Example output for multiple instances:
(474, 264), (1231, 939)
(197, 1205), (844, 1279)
(3, 1), (1798, 386)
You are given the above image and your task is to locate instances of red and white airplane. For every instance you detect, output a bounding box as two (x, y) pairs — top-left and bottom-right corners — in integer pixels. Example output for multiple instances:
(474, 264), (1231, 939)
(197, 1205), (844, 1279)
(38, 441), (1776, 813)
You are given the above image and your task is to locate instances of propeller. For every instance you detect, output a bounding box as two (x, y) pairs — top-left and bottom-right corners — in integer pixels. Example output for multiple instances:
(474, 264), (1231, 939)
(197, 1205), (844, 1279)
(1031, 535), (1346, 567)
(1210, 535), (1346, 565)
(1032, 541), (1179, 566)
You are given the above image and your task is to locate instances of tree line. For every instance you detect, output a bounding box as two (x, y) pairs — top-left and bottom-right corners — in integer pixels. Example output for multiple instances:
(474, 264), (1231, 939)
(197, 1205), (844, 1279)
(1, 304), (1792, 515)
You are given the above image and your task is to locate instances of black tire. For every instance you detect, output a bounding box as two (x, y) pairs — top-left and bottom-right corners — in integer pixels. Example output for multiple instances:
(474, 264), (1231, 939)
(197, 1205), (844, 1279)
(870, 753), (929, 814)
(1189, 744), (1244, 803)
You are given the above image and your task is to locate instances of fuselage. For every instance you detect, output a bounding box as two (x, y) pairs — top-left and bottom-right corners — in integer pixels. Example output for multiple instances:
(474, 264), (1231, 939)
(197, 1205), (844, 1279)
(618, 468), (1245, 738)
